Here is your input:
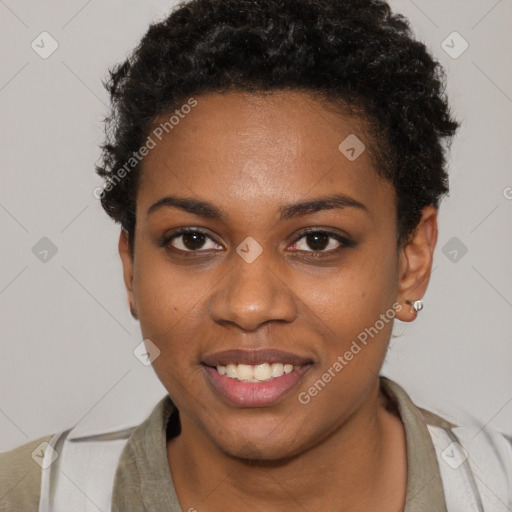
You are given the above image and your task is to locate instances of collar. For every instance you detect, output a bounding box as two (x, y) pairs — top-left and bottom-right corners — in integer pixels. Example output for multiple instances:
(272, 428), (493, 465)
(112, 376), (448, 511)
(380, 376), (447, 512)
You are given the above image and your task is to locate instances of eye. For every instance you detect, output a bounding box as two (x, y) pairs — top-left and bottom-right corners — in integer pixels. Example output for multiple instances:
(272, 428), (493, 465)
(163, 228), (223, 252)
(289, 230), (350, 252)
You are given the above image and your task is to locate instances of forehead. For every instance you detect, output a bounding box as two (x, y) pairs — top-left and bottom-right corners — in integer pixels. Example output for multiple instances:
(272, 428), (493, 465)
(137, 90), (394, 222)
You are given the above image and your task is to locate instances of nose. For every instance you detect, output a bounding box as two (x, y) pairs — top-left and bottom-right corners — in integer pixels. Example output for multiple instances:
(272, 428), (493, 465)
(209, 251), (297, 332)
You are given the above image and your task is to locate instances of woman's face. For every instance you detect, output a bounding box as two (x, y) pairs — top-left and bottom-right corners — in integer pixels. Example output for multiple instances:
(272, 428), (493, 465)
(120, 90), (420, 460)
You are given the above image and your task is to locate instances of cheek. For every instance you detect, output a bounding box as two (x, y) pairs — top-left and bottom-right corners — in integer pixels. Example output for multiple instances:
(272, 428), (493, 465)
(132, 253), (205, 360)
(294, 259), (399, 427)
(303, 245), (400, 389)
(310, 248), (399, 332)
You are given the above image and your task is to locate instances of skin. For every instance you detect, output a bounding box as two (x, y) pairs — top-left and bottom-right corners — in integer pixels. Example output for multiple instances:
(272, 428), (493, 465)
(119, 90), (438, 511)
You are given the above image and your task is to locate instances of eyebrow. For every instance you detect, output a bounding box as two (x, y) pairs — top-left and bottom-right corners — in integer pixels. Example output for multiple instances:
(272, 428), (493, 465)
(146, 193), (368, 221)
(279, 194), (368, 220)
(147, 196), (223, 219)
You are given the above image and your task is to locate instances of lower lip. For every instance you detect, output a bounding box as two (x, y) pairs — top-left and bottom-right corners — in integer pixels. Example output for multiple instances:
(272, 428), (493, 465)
(203, 365), (311, 408)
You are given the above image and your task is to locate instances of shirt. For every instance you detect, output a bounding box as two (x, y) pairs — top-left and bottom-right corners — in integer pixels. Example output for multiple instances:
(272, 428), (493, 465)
(0, 377), (449, 511)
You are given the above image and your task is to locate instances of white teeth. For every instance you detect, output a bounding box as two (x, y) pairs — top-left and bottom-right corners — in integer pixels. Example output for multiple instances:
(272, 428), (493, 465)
(236, 364), (253, 381)
(253, 363), (271, 381)
(215, 362), (299, 382)
(270, 363), (284, 378)
(226, 364), (237, 378)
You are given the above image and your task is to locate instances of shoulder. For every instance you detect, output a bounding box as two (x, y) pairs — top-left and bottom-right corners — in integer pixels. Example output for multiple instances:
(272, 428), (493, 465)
(420, 404), (512, 464)
(381, 377), (512, 508)
(0, 434), (54, 512)
(421, 406), (512, 510)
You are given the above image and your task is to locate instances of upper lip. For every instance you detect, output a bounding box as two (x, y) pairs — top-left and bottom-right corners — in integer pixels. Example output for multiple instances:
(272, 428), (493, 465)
(202, 348), (313, 367)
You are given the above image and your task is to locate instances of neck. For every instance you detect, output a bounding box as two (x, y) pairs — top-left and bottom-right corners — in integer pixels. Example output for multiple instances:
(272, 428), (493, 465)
(167, 379), (407, 512)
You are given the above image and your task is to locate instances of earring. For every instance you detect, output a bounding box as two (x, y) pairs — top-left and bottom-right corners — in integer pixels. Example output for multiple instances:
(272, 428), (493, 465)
(406, 299), (423, 313)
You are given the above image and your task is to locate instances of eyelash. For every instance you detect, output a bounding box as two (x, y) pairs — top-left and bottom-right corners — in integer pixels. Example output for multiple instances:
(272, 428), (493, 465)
(160, 227), (354, 255)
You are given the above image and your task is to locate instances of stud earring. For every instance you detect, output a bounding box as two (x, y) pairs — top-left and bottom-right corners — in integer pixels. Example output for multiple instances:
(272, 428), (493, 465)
(406, 299), (423, 313)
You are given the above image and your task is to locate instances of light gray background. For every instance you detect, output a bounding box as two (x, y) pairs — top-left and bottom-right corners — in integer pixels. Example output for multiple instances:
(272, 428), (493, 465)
(1, 0), (511, 452)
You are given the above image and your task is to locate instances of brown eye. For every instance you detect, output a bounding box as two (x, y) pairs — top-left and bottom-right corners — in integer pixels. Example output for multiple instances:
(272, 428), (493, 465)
(305, 232), (330, 251)
(165, 229), (223, 252)
(181, 232), (206, 250)
(290, 230), (347, 252)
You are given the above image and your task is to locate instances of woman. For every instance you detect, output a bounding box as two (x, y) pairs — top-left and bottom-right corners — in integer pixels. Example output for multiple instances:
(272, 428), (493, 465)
(1, 0), (511, 510)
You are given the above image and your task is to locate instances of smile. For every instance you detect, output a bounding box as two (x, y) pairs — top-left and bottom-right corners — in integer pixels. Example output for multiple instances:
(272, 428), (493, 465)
(216, 362), (299, 382)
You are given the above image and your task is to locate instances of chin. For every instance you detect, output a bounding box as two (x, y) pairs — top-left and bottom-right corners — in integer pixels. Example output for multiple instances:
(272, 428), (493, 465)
(208, 418), (308, 462)
(221, 436), (299, 462)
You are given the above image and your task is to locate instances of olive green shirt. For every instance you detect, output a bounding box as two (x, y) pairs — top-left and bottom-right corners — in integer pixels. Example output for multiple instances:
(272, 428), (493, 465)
(0, 377), (448, 511)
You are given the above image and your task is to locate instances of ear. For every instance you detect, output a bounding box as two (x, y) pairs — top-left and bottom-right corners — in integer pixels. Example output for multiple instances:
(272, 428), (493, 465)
(118, 229), (138, 320)
(395, 205), (438, 322)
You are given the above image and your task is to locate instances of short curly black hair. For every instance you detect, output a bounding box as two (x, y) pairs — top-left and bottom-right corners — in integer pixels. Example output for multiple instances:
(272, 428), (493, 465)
(96, 0), (459, 255)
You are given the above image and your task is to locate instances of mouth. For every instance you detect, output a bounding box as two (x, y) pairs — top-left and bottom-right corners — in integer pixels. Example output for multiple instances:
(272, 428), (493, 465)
(215, 362), (300, 382)
(202, 349), (313, 407)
